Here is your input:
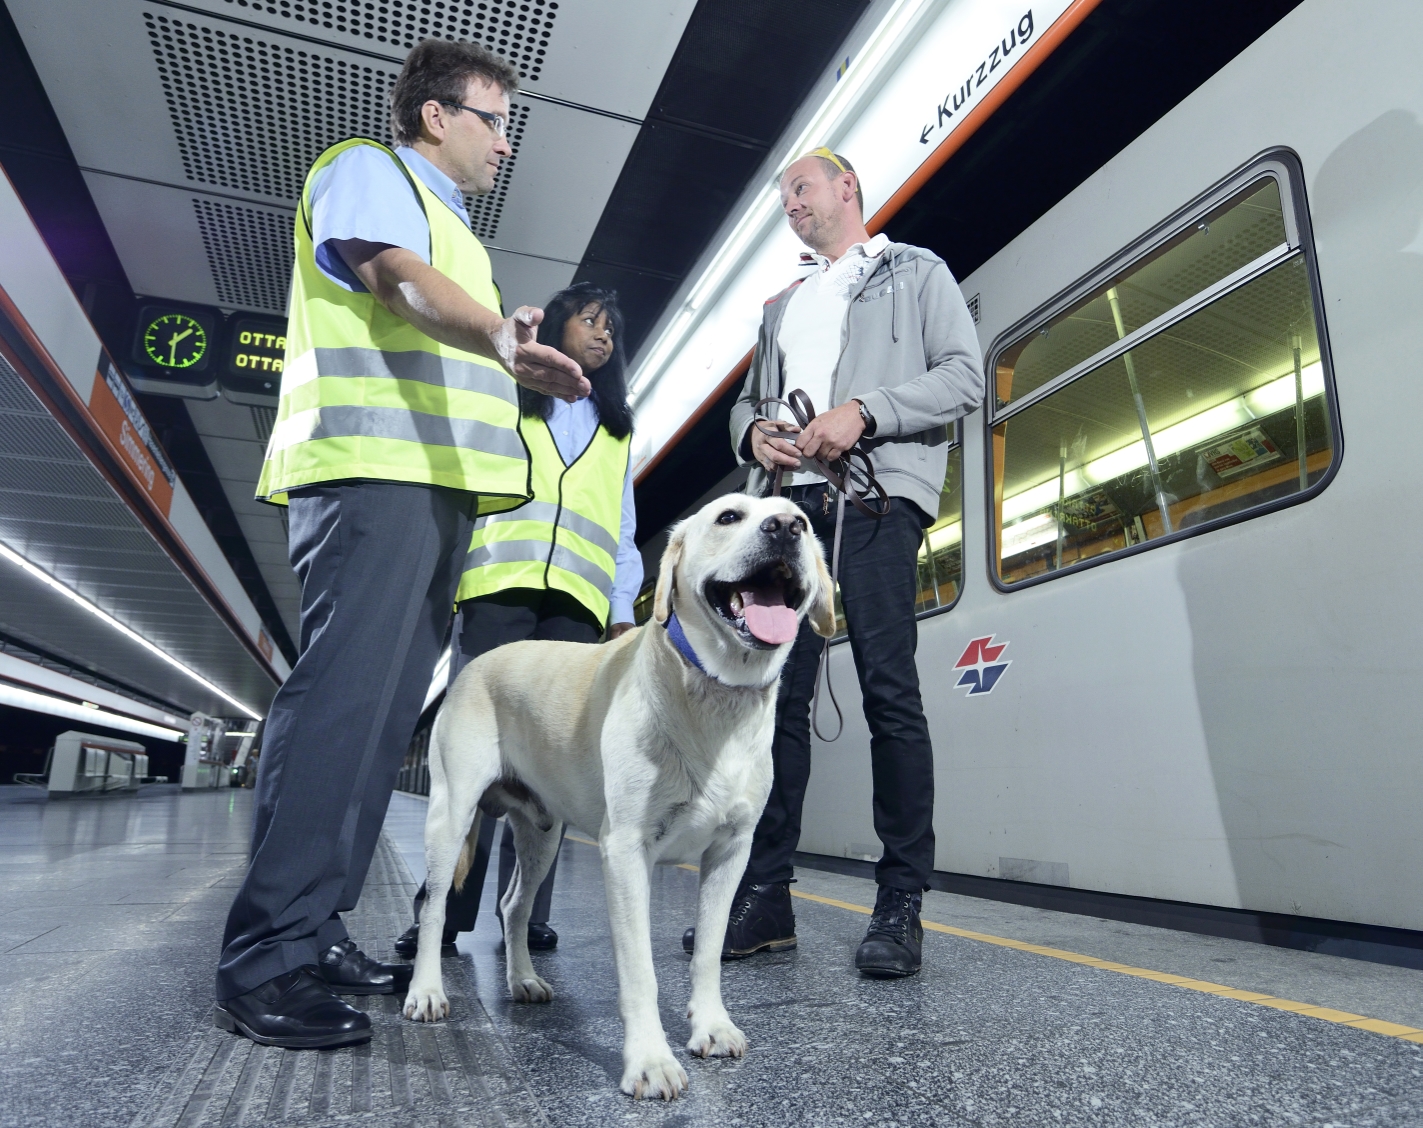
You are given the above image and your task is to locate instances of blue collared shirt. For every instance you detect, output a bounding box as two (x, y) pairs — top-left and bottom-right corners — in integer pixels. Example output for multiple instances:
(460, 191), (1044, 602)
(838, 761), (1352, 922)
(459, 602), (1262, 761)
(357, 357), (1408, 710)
(542, 398), (643, 625)
(308, 147), (642, 622)
(309, 144), (469, 292)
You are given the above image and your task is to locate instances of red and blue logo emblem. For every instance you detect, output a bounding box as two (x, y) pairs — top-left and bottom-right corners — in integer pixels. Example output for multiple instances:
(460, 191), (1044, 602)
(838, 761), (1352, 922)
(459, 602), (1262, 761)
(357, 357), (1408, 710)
(955, 635), (1011, 696)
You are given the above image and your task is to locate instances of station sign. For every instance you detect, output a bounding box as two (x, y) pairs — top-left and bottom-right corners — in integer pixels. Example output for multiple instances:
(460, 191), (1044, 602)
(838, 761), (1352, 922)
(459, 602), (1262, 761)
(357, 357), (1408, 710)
(219, 315), (286, 405)
(89, 357), (177, 515)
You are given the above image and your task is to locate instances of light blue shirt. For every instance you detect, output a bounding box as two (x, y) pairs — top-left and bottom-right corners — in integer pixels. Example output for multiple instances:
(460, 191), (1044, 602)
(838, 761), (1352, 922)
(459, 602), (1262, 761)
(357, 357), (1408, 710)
(542, 397), (643, 625)
(309, 144), (469, 291)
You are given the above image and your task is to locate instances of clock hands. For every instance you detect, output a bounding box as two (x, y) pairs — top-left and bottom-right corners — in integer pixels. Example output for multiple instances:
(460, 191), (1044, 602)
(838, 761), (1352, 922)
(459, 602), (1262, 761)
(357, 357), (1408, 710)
(166, 326), (194, 369)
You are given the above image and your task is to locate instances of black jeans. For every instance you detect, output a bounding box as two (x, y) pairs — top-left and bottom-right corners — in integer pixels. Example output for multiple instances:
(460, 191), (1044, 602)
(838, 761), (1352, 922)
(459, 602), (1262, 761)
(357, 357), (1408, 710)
(744, 484), (936, 892)
(411, 588), (601, 932)
(216, 482), (477, 999)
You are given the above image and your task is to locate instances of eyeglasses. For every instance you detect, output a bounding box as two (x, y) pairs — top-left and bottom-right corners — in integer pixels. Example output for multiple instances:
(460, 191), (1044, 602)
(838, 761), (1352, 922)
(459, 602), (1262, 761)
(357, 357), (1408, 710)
(439, 101), (507, 137)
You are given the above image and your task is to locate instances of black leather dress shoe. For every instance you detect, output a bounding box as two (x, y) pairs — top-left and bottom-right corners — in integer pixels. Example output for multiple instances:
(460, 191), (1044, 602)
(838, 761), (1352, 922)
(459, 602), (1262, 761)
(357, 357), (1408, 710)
(526, 922), (558, 950)
(214, 967), (371, 1049)
(318, 938), (414, 995)
(682, 880), (797, 960)
(392, 922), (458, 960)
(854, 886), (923, 978)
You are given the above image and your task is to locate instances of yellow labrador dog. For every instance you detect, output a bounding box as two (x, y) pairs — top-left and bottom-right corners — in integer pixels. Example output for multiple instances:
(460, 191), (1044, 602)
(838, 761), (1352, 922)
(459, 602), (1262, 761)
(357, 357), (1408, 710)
(404, 493), (834, 1099)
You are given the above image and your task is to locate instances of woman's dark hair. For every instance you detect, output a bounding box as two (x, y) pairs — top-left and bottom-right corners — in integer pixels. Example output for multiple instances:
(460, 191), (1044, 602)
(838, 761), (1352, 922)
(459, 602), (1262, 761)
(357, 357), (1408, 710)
(520, 283), (633, 440)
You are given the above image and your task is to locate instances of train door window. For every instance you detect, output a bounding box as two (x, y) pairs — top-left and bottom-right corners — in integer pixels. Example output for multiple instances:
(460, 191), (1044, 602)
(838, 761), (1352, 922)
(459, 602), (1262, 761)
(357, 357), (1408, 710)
(831, 432), (962, 640)
(988, 153), (1337, 587)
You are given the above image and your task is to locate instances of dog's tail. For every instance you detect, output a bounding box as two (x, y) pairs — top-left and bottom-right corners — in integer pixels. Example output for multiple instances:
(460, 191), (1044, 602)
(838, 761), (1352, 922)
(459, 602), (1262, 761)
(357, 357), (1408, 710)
(452, 817), (481, 893)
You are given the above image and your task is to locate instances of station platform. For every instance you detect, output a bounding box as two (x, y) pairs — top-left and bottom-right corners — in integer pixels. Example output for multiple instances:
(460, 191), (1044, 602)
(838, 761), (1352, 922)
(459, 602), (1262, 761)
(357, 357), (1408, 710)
(3, 784), (1423, 1127)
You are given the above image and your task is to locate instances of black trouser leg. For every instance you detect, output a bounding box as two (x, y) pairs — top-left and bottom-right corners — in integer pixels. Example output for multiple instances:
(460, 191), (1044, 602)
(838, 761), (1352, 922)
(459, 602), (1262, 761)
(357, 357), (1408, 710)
(216, 482), (475, 1000)
(835, 499), (935, 891)
(412, 589), (598, 932)
(743, 488), (936, 892)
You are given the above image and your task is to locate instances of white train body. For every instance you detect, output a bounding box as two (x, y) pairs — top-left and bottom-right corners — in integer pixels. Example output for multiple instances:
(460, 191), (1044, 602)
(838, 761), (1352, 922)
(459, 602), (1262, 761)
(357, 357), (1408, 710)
(799, 0), (1423, 931)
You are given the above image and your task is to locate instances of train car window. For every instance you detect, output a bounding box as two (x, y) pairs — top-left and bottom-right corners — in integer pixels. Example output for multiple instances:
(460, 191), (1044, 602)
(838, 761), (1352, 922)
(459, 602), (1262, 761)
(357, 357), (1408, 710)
(988, 155), (1336, 588)
(830, 437), (963, 640)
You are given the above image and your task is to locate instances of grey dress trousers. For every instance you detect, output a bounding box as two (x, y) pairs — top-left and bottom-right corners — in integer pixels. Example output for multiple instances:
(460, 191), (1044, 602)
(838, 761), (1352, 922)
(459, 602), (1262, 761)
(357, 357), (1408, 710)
(216, 481), (477, 1000)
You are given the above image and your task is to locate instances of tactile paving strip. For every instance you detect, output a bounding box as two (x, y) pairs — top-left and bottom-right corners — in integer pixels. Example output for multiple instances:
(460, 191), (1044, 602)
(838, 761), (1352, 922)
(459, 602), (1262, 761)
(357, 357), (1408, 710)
(128, 837), (549, 1128)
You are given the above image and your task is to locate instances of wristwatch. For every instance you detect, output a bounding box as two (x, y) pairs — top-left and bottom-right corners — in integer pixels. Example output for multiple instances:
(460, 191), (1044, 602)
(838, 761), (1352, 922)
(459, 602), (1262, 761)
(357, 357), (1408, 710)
(854, 398), (876, 437)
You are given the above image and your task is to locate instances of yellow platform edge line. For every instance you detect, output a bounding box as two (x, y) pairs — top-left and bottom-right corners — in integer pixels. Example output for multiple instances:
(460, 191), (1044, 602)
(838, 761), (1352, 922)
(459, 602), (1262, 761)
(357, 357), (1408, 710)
(558, 835), (1423, 1045)
(789, 887), (1423, 1044)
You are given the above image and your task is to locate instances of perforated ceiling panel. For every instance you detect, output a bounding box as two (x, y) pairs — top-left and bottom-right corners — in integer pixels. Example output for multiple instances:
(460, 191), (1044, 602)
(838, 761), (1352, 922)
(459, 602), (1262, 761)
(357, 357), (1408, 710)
(145, 10), (398, 200)
(465, 102), (530, 240)
(219, 0), (558, 80)
(194, 199), (295, 313)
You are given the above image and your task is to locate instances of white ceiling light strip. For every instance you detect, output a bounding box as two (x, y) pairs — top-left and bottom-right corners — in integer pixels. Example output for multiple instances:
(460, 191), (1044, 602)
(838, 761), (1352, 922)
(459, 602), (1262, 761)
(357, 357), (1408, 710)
(0, 541), (263, 720)
(626, 0), (1078, 478)
(0, 681), (183, 742)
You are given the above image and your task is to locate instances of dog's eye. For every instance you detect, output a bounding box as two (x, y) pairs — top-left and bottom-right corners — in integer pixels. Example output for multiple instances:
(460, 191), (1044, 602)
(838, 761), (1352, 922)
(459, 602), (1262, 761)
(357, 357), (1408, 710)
(715, 509), (742, 525)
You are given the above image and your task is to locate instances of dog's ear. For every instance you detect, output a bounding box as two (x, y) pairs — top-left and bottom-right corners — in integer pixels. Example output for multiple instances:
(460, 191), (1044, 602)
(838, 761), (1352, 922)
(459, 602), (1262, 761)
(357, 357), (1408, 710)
(652, 522), (687, 624)
(808, 543), (838, 638)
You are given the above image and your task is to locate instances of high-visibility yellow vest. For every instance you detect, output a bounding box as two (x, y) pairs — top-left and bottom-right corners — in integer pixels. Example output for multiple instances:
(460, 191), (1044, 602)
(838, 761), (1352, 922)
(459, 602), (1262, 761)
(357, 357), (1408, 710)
(456, 417), (630, 626)
(256, 138), (530, 513)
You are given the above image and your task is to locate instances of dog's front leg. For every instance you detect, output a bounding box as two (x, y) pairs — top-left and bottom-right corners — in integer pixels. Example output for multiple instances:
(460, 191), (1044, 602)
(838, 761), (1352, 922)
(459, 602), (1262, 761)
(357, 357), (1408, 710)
(686, 831), (752, 1059)
(600, 828), (688, 1100)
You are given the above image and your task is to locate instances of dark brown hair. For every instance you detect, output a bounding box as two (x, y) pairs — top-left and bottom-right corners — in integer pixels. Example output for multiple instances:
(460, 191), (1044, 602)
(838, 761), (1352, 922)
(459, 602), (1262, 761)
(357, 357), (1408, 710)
(389, 40), (519, 146)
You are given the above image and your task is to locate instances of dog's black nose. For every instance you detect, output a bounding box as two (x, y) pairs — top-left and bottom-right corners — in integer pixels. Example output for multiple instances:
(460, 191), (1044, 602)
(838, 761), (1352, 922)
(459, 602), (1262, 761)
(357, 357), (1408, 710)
(760, 513), (802, 543)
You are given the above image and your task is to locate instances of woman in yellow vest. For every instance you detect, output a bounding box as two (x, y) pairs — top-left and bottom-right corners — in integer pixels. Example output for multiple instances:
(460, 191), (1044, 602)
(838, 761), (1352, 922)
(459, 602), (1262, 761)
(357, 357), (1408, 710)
(395, 282), (640, 959)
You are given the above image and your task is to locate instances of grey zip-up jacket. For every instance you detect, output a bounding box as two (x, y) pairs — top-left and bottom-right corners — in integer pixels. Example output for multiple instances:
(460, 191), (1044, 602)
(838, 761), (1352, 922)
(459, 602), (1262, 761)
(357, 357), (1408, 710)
(729, 242), (985, 523)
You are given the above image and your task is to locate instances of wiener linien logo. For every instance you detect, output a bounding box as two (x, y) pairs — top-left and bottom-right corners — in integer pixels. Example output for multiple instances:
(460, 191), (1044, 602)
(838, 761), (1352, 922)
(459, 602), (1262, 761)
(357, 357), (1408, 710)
(955, 635), (1011, 696)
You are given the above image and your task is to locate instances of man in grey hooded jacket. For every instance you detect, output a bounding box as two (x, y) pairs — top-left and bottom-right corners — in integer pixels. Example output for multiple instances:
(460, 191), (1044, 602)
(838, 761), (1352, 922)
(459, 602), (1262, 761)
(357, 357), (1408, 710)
(691, 149), (984, 978)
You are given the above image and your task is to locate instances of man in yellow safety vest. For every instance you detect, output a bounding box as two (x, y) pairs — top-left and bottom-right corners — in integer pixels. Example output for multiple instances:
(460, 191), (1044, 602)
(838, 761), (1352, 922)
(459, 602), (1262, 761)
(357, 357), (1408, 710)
(213, 40), (589, 1051)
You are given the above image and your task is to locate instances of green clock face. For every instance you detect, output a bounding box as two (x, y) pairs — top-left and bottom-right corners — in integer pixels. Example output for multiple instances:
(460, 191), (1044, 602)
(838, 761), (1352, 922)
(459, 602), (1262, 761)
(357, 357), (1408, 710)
(143, 313), (208, 370)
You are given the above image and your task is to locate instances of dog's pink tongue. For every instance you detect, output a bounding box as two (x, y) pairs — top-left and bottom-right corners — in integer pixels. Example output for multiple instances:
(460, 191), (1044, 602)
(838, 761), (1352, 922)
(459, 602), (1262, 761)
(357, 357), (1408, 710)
(741, 589), (797, 644)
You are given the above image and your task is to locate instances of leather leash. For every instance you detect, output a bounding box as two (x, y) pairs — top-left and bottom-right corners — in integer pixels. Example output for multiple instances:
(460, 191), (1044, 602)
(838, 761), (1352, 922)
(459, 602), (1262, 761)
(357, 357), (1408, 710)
(753, 389), (889, 741)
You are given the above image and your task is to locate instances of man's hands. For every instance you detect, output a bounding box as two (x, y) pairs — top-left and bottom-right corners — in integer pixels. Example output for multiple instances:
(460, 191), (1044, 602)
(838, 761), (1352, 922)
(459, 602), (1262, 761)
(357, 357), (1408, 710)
(749, 401), (867, 472)
(491, 307), (589, 402)
(795, 401), (866, 463)
(750, 418), (803, 472)
(608, 622), (636, 640)
(334, 239), (589, 401)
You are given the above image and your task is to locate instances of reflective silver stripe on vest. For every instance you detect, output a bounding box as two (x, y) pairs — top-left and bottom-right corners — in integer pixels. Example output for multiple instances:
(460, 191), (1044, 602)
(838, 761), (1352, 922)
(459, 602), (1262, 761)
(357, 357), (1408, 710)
(464, 539), (613, 598)
(312, 346), (514, 400)
(483, 501), (618, 557)
(305, 405), (526, 458)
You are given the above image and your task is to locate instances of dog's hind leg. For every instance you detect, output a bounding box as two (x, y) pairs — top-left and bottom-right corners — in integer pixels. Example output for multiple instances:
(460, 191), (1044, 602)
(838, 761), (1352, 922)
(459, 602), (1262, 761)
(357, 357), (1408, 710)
(685, 831), (753, 1060)
(499, 812), (560, 1003)
(601, 825), (689, 1100)
(405, 708), (499, 1023)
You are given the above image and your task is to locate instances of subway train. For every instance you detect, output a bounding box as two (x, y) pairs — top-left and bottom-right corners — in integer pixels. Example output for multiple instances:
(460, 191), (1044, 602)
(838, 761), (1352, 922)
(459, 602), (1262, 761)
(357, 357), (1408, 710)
(798, 0), (1423, 938)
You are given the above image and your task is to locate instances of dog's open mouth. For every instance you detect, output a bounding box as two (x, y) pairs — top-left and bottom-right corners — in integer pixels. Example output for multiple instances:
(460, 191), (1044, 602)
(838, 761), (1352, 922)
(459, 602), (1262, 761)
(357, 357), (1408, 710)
(705, 562), (804, 647)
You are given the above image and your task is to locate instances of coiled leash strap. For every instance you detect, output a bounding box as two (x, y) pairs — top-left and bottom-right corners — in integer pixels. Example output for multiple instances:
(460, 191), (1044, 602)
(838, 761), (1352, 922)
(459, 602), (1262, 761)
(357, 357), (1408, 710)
(753, 389), (889, 741)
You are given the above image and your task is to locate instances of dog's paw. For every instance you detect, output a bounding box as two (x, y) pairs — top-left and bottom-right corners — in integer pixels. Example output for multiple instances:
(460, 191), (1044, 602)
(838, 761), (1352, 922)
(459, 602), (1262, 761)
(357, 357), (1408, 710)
(403, 984), (449, 1022)
(686, 1016), (747, 1059)
(508, 974), (554, 1004)
(620, 1048), (689, 1101)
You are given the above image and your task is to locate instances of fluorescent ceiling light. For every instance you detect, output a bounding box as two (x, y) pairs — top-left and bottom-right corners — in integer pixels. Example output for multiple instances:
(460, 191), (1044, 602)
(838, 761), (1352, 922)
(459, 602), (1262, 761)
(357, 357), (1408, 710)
(1001, 363), (1325, 528)
(0, 540), (263, 720)
(0, 681), (183, 742)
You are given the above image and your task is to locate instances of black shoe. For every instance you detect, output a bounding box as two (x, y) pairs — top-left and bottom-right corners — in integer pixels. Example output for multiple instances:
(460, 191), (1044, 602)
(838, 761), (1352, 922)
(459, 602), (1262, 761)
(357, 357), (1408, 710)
(392, 922), (458, 960)
(318, 938), (414, 995)
(214, 967), (372, 1049)
(854, 886), (923, 978)
(527, 922), (558, 951)
(682, 881), (797, 960)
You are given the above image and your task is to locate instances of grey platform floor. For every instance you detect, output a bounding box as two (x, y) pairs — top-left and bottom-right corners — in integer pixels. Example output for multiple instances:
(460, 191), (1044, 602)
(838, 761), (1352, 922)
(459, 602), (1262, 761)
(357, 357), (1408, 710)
(3, 784), (1423, 1127)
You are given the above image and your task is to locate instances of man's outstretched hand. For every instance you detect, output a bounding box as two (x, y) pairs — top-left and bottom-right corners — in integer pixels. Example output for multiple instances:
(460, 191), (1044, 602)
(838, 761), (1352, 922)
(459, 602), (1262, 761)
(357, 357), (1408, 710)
(494, 307), (590, 402)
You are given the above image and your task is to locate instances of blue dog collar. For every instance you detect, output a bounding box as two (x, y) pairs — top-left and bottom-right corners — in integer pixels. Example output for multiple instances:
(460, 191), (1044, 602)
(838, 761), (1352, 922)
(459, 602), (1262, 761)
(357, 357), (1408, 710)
(665, 611), (710, 677)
